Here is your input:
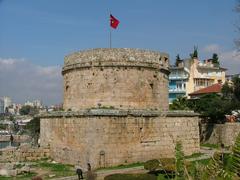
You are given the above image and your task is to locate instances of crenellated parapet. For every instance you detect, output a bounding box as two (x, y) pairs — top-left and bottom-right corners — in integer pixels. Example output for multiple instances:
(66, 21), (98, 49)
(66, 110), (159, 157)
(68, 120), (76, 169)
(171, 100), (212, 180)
(63, 48), (169, 67)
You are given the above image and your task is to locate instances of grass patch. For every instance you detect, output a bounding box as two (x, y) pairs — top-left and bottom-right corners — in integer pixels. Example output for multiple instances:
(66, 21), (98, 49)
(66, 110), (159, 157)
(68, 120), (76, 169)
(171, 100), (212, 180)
(185, 152), (204, 159)
(157, 174), (169, 180)
(31, 159), (75, 179)
(195, 158), (211, 165)
(0, 159), (75, 179)
(0, 172), (37, 180)
(37, 162), (73, 172)
(37, 161), (75, 179)
(105, 173), (157, 180)
(97, 162), (144, 171)
(201, 143), (219, 149)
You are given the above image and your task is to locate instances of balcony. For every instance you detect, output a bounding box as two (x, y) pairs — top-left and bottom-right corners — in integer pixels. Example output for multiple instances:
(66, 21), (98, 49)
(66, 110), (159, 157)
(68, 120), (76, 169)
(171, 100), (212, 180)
(169, 75), (188, 80)
(169, 88), (186, 94)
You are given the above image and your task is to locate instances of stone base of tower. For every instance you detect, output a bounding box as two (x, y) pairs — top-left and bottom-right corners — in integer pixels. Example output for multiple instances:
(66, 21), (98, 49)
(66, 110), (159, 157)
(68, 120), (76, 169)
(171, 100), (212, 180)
(40, 109), (200, 170)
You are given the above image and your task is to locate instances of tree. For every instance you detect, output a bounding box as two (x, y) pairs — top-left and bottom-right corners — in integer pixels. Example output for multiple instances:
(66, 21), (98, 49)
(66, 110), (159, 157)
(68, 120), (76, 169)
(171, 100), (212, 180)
(26, 117), (40, 146)
(191, 94), (233, 123)
(9, 115), (19, 133)
(19, 105), (39, 115)
(170, 94), (233, 123)
(190, 46), (198, 59)
(233, 77), (240, 102)
(169, 97), (190, 110)
(170, 78), (240, 123)
(212, 53), (220, 66)
(19, 105), (31, 115)
(221, 82), (233, 99)
(175, 54), (181, 66)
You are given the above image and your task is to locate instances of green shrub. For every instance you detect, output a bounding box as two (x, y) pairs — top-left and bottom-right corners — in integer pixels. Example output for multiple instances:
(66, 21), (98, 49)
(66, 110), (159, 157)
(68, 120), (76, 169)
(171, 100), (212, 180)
(204, 152), (231, 179)
(144, 159), (160, 172)
(230, 133), (240, 178)
(175, 142), (185, 178)
(159, 158), (176, 172)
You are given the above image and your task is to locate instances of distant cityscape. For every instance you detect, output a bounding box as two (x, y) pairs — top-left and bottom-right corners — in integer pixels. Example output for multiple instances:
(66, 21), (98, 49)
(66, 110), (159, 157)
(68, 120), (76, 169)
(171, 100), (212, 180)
(0, 97), (62, 116)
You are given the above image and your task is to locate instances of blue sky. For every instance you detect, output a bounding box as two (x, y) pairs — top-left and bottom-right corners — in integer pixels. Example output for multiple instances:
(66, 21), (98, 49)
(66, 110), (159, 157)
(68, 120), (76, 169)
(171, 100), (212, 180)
(0, 0), (239, 105)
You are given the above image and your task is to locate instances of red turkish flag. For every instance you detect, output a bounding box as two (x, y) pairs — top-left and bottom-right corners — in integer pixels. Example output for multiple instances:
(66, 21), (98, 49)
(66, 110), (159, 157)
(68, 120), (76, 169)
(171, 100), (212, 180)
(110, 14), (120, 29)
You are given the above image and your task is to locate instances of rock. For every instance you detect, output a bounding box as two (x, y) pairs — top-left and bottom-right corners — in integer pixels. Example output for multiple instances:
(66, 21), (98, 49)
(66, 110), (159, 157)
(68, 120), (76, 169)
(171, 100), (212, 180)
(4, 162), (16, 170)
(19, 143), (31, 151)
(8, 169), (17, 176)
(20, 165), (30, 173)
(48, 174), (56, 178)
(0, 169), (9, 176)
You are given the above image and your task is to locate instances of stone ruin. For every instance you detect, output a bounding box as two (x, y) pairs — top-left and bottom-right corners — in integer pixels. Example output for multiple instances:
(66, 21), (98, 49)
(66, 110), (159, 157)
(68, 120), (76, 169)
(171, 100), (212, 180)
(40, 48), (200, 169)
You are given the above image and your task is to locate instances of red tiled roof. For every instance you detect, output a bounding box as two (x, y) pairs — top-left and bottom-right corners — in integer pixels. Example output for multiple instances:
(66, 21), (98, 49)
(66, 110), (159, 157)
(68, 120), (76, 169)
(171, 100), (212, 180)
(189, 83), (222, 96)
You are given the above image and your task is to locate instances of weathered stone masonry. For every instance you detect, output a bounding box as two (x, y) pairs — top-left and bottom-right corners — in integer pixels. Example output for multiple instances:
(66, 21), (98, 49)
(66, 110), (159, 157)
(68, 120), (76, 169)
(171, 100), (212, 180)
(40, 110), (199, 169)
(62, 48), (169, 111)
(40, 48), (200, 169)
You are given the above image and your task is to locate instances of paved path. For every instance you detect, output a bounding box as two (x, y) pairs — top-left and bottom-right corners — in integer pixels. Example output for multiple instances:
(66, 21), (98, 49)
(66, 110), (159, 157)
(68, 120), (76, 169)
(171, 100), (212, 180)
(52, 166), (147, 180)
(96, 166), (147, 180)
(52, 147), (231, 180)
(186, 147), (231, 162)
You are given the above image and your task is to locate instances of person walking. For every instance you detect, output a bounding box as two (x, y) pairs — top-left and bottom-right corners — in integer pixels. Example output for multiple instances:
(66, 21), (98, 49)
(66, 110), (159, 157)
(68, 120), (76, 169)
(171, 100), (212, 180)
(86, 163), (96, 180)
(75, 161), (84, 180)
(10, 134), (14, 146)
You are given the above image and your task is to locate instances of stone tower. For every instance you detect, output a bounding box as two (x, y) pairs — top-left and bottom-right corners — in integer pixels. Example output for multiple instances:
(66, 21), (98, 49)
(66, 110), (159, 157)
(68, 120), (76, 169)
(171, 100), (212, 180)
(62, 48), (170, 111)
(40, 48), (199, 169)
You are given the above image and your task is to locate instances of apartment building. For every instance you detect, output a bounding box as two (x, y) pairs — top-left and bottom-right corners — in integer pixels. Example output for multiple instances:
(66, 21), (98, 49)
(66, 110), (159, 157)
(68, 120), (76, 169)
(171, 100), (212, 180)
(169, 57), (226, 103)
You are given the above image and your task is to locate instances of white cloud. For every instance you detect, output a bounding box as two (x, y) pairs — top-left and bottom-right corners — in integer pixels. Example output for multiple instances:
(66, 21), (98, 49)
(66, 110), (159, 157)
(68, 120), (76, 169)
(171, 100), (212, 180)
(202, 44), (221, 53)
(0, 58), (25, 70)
(0, 58), (62, 105)
(219, 50), (240, 74)
(36, 66), (60, 78)
(201, 44), (240, 74)
(220, 50), (240, 62)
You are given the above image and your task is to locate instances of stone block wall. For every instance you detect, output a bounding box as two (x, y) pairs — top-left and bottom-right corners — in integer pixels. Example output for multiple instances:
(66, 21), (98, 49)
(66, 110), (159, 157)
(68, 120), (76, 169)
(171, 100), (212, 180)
(0, 146), (50, 162)
(40, 110), (199, 169)
(0, 135), (30, 143)
(201, 123), (240, 146)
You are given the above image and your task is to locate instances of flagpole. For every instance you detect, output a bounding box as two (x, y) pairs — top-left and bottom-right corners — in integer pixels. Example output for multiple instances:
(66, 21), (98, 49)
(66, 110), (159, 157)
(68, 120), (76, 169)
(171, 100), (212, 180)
(110, 24), (112, 48)
(109, 12), (112, 48)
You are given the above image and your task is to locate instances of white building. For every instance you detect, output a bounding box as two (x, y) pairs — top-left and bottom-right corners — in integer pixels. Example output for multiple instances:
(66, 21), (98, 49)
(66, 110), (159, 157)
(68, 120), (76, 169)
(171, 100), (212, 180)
(2, 96), (12, 113)
(33, 100), (42, 108)
(24, 101), (34, 107)
(25, 99), (42, 108)
(0, 98), (4, 114)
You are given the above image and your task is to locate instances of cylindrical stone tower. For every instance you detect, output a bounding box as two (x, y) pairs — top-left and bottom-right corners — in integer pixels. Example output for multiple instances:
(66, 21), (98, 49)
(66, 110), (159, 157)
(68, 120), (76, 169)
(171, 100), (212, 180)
(62, 48), (170, 111)
(40, 48), (200, 169)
